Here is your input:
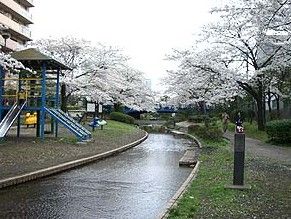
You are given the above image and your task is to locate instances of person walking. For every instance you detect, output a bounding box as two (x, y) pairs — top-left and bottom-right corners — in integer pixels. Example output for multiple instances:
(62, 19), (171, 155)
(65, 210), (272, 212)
(222, 112), (230, 133)
(235, 112), (244, 133)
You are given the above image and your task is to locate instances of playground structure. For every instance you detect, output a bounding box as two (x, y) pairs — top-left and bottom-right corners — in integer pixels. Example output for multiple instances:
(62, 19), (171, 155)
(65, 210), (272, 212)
(0, 48), (91, 141)
(24, 112), (37, 127)
(89, 116), (107, 131)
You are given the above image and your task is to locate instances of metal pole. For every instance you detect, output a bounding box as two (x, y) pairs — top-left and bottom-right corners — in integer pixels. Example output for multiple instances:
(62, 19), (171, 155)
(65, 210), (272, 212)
(99, 103), (103, 130)
(55, 67), (60, 138)
(17, 74), (21, 137)
(0, 66), (3, 121)
(36, 111), (40, 137)
(40, 62), (46, 139)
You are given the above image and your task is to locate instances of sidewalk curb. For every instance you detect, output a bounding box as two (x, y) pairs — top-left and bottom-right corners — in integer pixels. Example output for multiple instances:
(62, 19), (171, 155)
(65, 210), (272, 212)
(170, 130), (202, 148)
(185, 133), (202, 148)
(158, 161), (200, 219)
(0, 132), (148, 189)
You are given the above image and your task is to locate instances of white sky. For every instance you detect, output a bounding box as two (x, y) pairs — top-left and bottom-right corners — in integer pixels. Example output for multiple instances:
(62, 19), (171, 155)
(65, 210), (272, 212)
(31, 0), (215, 91)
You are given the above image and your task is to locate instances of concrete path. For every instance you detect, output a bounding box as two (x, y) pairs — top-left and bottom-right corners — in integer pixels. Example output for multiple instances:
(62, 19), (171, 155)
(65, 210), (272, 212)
(224, 131), (291, 165)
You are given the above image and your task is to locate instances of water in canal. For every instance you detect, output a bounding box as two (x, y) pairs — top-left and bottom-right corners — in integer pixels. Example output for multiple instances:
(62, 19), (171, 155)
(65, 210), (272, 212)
(0, 134), (193, 219)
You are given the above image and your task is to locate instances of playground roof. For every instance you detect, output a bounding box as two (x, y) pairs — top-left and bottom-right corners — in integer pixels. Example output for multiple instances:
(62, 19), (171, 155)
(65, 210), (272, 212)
(11, 48), (72, 71)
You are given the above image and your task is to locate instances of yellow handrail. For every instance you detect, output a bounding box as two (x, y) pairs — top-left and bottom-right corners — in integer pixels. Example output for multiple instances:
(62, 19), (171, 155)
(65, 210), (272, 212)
(2, 95), (17, 97)
(1, 78), (41, 81)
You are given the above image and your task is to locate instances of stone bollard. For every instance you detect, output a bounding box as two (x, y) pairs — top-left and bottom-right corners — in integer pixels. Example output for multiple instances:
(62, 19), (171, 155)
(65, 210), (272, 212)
(233, 133), (245, 185)
(225, 132), (250, 190)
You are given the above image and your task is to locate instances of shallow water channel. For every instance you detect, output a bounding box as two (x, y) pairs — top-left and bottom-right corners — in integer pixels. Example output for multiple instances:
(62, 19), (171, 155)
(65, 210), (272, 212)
(0, 134), (193, 219)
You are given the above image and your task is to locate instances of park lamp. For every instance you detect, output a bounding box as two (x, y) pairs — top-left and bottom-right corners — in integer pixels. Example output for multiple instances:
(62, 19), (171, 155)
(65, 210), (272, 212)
(0, 24), (11, 48)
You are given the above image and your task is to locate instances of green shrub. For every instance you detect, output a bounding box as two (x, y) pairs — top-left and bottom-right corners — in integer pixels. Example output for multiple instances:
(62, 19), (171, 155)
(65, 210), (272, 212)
(266, 119), (291, 143)
(67, 105), (81, 110)
(109, 112), (135, 124)
(188, 115), (217, 127)
(142, 125), (166, 133)
(174, 113), (187, 122)
(188, 124), (202, 133)
(190, 125), (223, 141)
(159, 113), (172, 120)
(188, 115), (204, 123)
(163, 119), (176, 129)
(268, 111), (280, 120)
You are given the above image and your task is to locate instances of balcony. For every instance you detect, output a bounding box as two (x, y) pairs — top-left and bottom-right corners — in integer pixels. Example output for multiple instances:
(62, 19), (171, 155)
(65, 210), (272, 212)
(0, 12), (32, 41)
(17, 0), (34, 8)
(0, 0), (33, 25)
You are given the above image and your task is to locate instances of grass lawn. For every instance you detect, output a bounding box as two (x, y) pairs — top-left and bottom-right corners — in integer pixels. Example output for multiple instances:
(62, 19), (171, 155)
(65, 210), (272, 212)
(167, 138), (291, 218)
(91, 120), (138, 139)
(61, 120), (139, 143)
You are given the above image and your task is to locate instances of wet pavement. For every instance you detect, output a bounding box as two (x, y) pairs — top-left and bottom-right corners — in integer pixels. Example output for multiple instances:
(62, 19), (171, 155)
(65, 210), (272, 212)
(0, 134), (193, 219)
(224, 131), (291, 165)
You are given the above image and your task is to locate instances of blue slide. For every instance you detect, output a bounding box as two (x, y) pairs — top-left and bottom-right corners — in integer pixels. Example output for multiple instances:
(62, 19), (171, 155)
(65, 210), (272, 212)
(0, 101), (27, 138)
(45, 107), (91, 141)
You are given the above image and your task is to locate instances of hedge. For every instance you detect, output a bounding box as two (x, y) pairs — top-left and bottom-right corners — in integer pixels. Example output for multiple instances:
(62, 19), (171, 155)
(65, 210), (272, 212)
(109, 112), (135, 124)
(266, 119), (291, 143)
(188, 115), (206, 123)
(189, 124), (223, 141)
(188, 115), (218, 127)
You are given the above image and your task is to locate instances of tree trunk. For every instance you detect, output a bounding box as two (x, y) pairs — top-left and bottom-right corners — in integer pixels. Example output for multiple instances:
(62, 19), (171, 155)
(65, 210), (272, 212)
(275, 95), (280, 119)
(256, 99), (265, 130)
(267, 90), (272, 114)
(61, 83), (67, 112)
(113, 102), (122, 112)
(256, 84), (266, 131)
(237, 80), (266, 131)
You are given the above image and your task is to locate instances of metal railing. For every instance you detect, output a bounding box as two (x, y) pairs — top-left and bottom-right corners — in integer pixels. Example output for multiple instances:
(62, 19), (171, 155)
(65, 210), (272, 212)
(0, 13), (32, 39)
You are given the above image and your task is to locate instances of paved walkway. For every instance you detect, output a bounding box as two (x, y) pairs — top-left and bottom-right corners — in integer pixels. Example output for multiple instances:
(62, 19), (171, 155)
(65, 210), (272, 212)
(224, 131), (291, 165)
(176, 120), (291, 165)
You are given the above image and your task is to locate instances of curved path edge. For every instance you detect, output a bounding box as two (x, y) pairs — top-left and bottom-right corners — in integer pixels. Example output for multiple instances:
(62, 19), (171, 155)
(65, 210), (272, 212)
(158, 161), (200, 219)
(0, 132), (148, 189)
(170, 130), (202, 148)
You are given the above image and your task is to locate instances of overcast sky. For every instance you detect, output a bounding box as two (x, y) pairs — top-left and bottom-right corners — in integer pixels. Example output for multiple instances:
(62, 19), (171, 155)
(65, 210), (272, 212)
(31, 0), (215, 91)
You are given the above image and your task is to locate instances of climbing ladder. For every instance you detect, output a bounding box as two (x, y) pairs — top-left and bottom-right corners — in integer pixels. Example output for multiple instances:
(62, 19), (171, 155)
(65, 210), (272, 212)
(45, 108), (91, 141)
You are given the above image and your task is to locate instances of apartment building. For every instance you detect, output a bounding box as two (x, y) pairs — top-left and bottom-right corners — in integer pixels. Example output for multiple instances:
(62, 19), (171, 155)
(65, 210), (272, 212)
(0, 0), (33, 52)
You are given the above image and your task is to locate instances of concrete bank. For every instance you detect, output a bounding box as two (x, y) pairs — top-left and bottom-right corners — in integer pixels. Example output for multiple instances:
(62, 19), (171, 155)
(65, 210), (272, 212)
(0, 132), (148, 189)
(156, 130), (202, 218)
(170, 130), (202, 148)
(158, 161), (201, 219)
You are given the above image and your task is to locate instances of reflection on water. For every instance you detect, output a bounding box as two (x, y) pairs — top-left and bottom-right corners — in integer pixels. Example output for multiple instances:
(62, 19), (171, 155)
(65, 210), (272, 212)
(0, 134), (193, 219)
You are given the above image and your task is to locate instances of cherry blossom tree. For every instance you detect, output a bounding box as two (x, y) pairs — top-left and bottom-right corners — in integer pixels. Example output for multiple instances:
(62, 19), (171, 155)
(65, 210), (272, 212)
(165, 0), (291, 130)
(0, 51), (34, 96)
(110, 67), (155, 111)
(0, 51), (28, 72)
(164, 46), (239, 108)
(208, 0), (291, 130)
(28, 37), (155, 112)
(28, 36), (90, 111)
(72, 44), (155, 111)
